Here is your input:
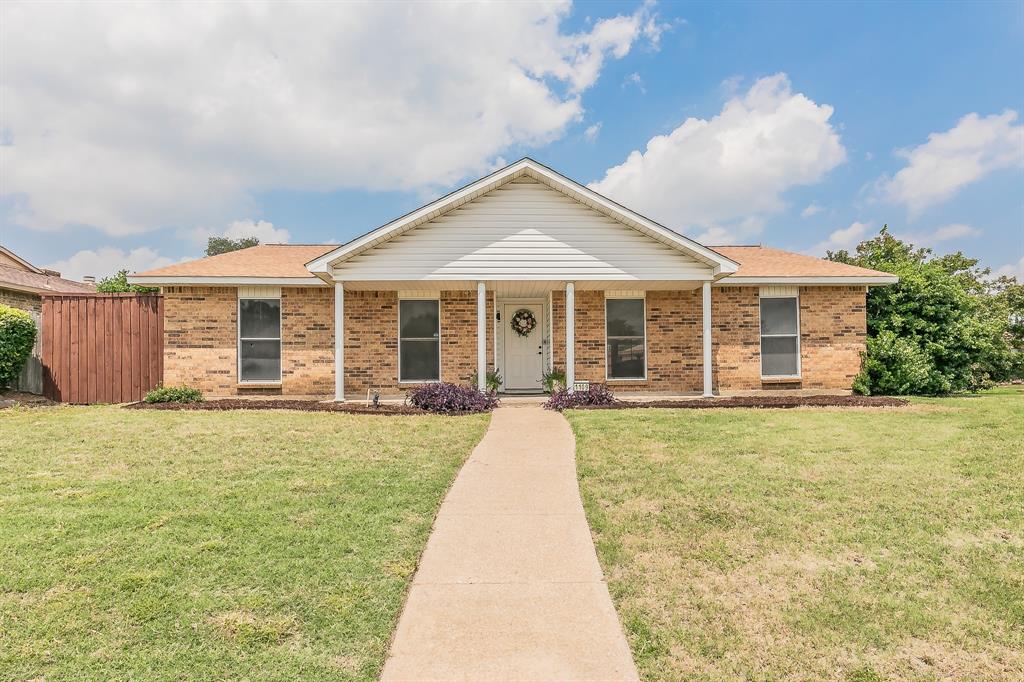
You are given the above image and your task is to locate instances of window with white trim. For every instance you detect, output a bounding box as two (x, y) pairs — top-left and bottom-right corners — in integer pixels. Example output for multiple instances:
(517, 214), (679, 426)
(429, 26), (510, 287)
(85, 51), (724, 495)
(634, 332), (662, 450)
(399, 299), (440, 382)
(760, 296), (800, 377)
(239, 298), (281, 382)
(606, 298), (646, 379)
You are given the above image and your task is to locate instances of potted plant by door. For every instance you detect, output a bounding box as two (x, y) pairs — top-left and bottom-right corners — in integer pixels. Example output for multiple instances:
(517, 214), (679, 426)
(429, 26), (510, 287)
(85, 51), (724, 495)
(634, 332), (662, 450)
(542, 369), (566, 394)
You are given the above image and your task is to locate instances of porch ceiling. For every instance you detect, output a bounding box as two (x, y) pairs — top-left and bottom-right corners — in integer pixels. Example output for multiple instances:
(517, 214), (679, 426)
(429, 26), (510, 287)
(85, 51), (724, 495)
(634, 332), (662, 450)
(338, 279), (705, 295)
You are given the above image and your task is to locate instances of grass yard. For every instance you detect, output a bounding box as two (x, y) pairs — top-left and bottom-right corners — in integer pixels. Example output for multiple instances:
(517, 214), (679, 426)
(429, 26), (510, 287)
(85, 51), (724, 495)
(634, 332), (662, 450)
(568, 387), (1024, 681)
(0, 406), (488, 681)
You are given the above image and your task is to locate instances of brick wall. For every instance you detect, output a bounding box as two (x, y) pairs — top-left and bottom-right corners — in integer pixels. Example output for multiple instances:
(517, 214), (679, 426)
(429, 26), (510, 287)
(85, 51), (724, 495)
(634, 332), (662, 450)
(562, 290), (704, 392)
(711, 286), (866, 391)
(164, 287), (238, 394)
(0, 287), (42, 314)
(799, 286), (867, 389)
(712, 287), (762, 390)
(163, 284), (867, 397)
(282, 287), (334, 394)
(342, 290), (491, 395)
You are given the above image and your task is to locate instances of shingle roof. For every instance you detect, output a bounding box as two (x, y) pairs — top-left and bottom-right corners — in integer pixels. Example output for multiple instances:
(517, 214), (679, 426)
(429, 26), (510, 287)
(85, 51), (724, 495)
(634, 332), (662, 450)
(711, 245), (893, 279)
(132, 243), (894, 281)
(0, 264), (96, 294)
(135, 244), (336, 278)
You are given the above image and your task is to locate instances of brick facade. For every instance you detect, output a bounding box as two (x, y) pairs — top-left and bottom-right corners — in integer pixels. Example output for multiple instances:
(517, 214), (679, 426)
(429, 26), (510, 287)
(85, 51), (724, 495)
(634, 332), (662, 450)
(162, 284), (867, 397)
(0, 287), (42, 314)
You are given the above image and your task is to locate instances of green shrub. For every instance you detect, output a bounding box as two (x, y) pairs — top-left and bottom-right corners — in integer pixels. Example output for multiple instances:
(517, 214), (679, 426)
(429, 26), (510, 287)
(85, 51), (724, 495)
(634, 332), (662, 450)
(144, 385), (204, 404)
(830, 226), (1021, 394)
(468, 370), (503, 392)
(0, 304), (37, 389)
(853, 330), (936, 395)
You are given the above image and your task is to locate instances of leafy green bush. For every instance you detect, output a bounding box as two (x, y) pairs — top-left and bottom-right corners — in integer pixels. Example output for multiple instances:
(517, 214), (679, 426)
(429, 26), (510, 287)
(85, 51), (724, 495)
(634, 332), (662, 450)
(95, 269), (158, 293)
(853, 331), (934, 395)
(144, 385), (204, 404)
(0, 304), (37, 389)
(830, 226), (1022, 395)
(468, 370), (503, 392)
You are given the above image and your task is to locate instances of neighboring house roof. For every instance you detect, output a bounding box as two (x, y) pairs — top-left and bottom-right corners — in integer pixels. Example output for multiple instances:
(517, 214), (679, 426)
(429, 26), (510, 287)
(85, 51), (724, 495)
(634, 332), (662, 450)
(134, 244), (336, 285)
(0, 263), (96, 295)
(712, 246), (897, 285)
(131, 243), (896, 286)
(304, 158), (741, 280)
(0, 245), (43, 273)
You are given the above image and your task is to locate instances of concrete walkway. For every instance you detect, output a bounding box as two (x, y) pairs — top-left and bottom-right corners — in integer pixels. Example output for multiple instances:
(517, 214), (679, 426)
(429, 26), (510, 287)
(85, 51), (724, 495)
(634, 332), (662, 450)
(381, 405), (639, 682)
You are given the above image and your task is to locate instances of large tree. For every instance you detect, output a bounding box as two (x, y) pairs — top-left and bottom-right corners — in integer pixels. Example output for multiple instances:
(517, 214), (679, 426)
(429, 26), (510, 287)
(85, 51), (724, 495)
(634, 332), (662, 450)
(206, 236), (259, 256)
(828, 226), (1022, 395)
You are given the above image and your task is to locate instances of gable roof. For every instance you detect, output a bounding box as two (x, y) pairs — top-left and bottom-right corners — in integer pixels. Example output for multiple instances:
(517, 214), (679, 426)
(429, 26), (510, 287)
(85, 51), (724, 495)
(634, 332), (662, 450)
(305, 158), (740, 280)
(133, 244), (335, 284)
(0, 245), (43, 273)
(712, 245), (897, 284)
(130, 243), (896, 286)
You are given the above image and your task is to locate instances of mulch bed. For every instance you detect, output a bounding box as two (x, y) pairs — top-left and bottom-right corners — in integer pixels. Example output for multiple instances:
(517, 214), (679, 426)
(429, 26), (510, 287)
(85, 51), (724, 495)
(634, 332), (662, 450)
(123, 399), (480, 415)
(0, 391), (58, 409)
(575, 395), (908, 410)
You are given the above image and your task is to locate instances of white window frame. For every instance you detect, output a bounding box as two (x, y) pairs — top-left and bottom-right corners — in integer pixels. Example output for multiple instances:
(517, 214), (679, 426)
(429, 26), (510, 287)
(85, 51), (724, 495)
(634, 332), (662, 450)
(237, 296), (282, 384)
(759, 293), (802, 380)
(604, 295), (647, 381)
(398, 296), (442, 384)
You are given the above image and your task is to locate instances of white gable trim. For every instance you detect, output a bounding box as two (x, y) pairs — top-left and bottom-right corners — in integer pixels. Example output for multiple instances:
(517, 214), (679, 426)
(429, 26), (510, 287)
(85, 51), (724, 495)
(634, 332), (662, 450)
(306, 158), (739, 280)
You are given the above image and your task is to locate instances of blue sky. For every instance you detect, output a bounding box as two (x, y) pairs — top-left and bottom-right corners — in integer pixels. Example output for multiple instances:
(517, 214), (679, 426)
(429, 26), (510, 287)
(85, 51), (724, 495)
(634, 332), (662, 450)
(2, 0), (1022, 281)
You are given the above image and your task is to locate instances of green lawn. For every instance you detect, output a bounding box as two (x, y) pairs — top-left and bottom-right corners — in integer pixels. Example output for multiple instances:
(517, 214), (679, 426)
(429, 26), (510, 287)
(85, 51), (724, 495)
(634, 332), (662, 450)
(0, 406), (488, 681)
(568, 388), (1024, 681)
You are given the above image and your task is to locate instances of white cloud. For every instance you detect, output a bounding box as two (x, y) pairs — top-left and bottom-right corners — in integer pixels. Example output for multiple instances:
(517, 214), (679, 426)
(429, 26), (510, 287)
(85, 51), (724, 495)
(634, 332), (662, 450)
(622, 72), (646, 94)
(44, 246), (174, 281)
(801, 203), (823, 218)
(1, 1), (664, 236)
(994, 256), (1024, 281)
(805, 221), (871, 255)
(185, 219), (291, 247)
(878, 110), (1024, 215)
(718, 75), (744, 98)
(590, 73), (846, 242)
(583, 122), (603, 142)
(900, 223), (981, 245)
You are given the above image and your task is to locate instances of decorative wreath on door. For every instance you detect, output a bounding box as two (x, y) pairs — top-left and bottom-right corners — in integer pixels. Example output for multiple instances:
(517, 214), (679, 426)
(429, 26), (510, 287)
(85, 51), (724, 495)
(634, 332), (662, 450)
(510, 309), (538, 337)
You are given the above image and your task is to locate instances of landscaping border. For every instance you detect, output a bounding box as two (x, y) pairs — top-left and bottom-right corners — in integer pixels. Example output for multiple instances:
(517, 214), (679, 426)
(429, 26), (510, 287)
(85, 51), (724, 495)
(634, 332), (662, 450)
(124, 398), (479, 415)
(574, 395), (908, 410)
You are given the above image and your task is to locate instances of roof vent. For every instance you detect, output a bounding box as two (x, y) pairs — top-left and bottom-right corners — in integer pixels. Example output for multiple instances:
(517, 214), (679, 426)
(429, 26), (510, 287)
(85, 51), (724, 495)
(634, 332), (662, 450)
(82, 275), (95, 283)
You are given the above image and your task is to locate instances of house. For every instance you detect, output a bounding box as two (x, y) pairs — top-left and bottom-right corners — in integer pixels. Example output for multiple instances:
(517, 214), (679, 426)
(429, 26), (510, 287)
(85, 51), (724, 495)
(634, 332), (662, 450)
(1, 244), (96, 393)
(129, 159), (897, 400)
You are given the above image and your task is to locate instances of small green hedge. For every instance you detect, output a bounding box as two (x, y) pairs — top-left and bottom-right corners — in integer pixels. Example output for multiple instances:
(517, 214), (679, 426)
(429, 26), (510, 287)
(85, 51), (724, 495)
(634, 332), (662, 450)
(144, 386), (204, 404)
(0, 304), (37, 389)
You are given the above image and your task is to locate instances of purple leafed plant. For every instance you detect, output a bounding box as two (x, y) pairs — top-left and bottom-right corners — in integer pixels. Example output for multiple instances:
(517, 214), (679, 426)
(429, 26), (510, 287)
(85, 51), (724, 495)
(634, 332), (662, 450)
(544, 383), (618, 411)
(406, 382), (500, 414)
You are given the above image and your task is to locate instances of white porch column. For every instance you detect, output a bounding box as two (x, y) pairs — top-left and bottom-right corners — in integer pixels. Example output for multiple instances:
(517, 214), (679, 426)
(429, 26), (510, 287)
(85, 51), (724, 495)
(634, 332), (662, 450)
(477, 281), (487, 391)
(334, 282), (344, 402)
(702, 281), (713, 397)
(565, 281), (575, 392)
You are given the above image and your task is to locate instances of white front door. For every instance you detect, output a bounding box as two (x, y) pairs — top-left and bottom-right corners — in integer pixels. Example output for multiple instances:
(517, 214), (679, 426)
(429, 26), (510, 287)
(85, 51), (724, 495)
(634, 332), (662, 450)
(502, 303), (544, 390)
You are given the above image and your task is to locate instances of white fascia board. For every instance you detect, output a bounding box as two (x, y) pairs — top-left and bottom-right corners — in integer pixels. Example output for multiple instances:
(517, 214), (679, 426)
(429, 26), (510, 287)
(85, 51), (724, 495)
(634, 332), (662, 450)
(715, 276), (899, 286)
(305, 158), (739, 276)
(127, 276), (326, 286)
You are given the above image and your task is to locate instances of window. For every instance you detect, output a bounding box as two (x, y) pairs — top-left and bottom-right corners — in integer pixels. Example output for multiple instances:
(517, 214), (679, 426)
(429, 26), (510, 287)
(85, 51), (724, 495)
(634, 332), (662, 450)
(760, 296), (800, 377)
(238, 298), (281, 382)
(399, 299), (440, 382)
(606, 298), (646, 379)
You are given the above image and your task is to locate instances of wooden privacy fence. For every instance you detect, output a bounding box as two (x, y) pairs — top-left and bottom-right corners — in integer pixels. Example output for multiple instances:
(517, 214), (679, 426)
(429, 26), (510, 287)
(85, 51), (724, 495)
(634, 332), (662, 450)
(41, 293), (163, 404)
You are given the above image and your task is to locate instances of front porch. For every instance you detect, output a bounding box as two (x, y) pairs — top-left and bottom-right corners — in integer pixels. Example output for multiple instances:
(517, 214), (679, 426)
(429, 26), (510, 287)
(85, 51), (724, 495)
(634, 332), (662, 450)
(332, 280), (716, 401)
